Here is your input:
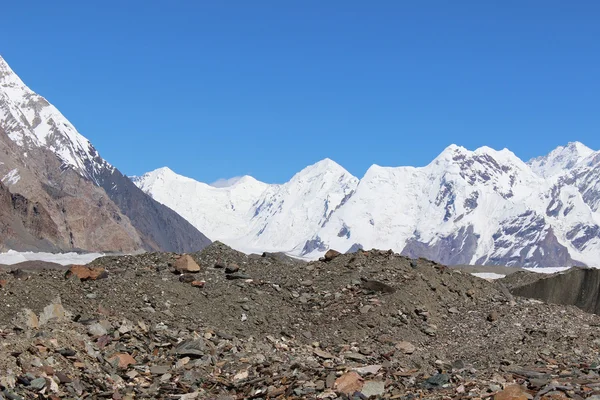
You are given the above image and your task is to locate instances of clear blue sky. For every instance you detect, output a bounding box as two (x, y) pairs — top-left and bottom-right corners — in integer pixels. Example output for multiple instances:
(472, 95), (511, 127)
(2, 1), (599, 183)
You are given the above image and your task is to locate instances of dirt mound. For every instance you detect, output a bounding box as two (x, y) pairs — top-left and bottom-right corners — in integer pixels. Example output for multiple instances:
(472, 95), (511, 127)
(1, 244), (600, 399)
(507, 267), (600, 315)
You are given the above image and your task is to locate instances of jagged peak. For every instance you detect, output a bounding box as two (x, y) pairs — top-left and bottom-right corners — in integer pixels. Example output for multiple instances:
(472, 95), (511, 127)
(529, 142), (595, 178)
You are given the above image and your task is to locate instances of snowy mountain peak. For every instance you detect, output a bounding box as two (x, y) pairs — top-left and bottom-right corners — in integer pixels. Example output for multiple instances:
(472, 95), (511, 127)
(528, 142), (595, 178)
(291, 158), (356, 183)
(0, 56), (109, 182)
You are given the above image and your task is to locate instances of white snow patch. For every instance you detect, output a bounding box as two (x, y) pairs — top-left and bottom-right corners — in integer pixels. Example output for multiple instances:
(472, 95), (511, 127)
(471, 272), (506, 280)
(0, 250), (104, 266)
(1, 168), (20, 185)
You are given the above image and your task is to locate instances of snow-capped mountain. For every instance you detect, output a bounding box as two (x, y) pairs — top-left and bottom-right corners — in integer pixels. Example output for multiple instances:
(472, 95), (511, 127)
(0, 55), (210, 252)
(136, 142), (600, 268)
(133, 159), (358, 253)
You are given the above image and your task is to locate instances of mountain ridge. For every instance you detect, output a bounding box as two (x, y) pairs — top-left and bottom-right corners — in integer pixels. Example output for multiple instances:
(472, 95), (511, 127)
(136, 143), (600, 268)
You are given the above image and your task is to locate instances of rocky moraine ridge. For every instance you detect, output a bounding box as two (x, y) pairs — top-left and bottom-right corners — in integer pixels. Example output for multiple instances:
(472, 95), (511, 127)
(2, 244), (600, 399)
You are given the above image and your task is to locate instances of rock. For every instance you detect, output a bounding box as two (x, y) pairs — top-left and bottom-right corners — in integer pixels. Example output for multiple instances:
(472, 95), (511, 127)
(396, 341), (416, 354)
(0, 279), (7, 289)
(39, 298), (71, 325)
(326, 372), (337, 389)
(174, 339), (206, 357)
(18, 309), (39, 329)
(494, 385), (529, 400)
(29, 377), (46, 390)
(423, 373), (450, 389)
(233, 370), (249, 382)
(353, 365), (382, 375)
(225, 264), (240, 274)
(150, 365), (170, 375)
(334, 371), (364, 394)
(422, 324), (437, 336)
(109, 353), (136, 369)
(488, 310), (499, 322)
(448, 307), (459, 314)
(361, 380), (385, 397)
(179, 274), (195, 283)
(174, 255), (201, 273)
(324, 249), (341, 261)
(225, 273), (251, 280)
(191, 280), (205, 288)
(313, 348), (334, 359)
(66, 265), (108, 281)
(361, 280), (395, 293)
(88, 322), (108, 336)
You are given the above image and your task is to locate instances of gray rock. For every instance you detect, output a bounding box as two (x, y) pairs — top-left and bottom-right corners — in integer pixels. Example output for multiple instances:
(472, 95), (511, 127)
(29, 377), (47, 390)
(174, 339), (206, 357)
(150, 365), (170, 375)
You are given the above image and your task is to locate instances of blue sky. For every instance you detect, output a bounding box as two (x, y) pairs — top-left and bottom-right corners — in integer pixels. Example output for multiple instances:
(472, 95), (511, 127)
(1, 1), (599, 183)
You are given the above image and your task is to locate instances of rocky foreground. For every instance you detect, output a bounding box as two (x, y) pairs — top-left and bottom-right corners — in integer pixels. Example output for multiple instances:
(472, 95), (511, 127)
(1, 243), (600, 399)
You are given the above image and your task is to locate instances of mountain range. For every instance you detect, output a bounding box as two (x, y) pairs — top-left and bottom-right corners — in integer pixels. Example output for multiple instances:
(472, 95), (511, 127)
(2, 55), (599, 268)
(0, 56), (210, 253)
(134, 142), (600, 268)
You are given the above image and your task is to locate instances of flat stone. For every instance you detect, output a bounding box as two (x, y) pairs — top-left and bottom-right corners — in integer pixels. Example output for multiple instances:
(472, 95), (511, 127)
(29, 377), (47, 390)
(150, 365), (170, 375)
(396, 341), (416, 354)
(361, 380), (385, 397)
(109, 353), (136, 369)
(334, 371), (363, 394)
(174, 339), (206, 357)
(313, 348), (334, 359)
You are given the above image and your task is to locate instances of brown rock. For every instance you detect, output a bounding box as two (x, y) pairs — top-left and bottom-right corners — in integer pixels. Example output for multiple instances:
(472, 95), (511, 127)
(0, 279), (7, 289)
(191, 280), (205, 288)
(324, 249), (341, 262)
(66, 265), (108, 281)
(396, 341), (416, 354)
(334, 371), (364, 394)
(494, 385), (528, 400)
(225, 264), (240, 274)
(174, 255), (201, 273)
(488, 310), (499, 322)
(109, 353), (136, 369)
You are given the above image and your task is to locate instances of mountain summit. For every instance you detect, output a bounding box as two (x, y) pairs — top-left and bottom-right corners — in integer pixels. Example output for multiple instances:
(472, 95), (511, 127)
(0, 56), (210, 252)
(137, 144), (600, 268)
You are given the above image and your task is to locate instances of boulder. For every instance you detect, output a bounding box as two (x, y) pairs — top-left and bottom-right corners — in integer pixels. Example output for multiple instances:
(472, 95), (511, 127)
(324, 249), (341, 261)
(66, 265), (108, 281)
(174, 255), (201, 273)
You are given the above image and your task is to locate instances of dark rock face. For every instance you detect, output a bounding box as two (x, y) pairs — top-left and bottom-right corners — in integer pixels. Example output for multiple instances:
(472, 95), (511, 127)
(510, 268), (600, 315)
(0, 182), (60, 251)
(401, 225), (479, 266)
(480, 212), (580, 268)
(95, 167), (210, 253)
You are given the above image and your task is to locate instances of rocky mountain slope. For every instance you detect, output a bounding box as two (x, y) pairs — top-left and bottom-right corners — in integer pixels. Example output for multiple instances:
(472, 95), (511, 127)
(0, 55), (210, 253)
(136, 143), (600, 268)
